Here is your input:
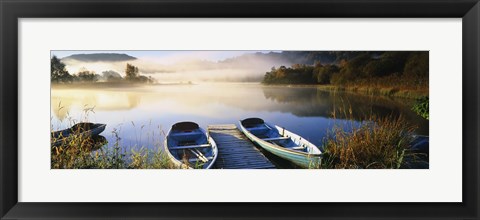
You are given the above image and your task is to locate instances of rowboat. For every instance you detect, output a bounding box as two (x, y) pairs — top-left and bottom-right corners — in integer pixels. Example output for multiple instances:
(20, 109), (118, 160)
(164, 122), (218, 169)
(239, 118), (322, 168)
(51, 123), (107, 147)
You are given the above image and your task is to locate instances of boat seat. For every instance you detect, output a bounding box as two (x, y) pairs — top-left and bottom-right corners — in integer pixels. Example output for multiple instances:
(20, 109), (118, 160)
(170, 132), (203, 137)
(290, 146), (305, 150)
(170, 144), (211, 150)
(262, 136), (290, 141)
(188, 157), (214, 163)
(247, 127), (268, 131)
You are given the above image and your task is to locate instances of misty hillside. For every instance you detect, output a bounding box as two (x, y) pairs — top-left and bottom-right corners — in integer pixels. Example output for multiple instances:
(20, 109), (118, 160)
(62, 53), (137, 62)
(221, 51), (385, 66)
(60, 51), (384, 66)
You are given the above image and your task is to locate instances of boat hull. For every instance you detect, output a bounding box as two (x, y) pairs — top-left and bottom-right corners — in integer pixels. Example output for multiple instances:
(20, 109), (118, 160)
(51, 123), (106, 147)
(164, 135), (218, 169)
(239, 120), (321, 168)
(164, 122), (218, 169)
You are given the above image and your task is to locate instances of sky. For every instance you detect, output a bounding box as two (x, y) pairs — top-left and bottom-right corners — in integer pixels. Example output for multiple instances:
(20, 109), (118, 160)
(51, 50), (279, 62)
(50, 50), (286, 82)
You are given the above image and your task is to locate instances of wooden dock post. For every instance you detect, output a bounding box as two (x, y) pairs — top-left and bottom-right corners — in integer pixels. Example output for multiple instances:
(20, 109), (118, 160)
(208, 124), (276, 169)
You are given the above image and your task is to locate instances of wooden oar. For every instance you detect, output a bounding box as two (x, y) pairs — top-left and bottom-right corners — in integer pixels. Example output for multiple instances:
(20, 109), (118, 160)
(194, 148), (209, 162)
(188, 149), (208, 163)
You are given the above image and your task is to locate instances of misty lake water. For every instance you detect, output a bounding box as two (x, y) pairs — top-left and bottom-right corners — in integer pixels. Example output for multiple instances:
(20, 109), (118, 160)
(51, 83), (428, 166)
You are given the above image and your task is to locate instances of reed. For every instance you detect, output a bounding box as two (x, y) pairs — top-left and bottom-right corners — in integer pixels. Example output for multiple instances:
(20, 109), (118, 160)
(320, 106), (423, 169)
(51, 126), (175, 169)
(51, 105), (174, 169)
(317, 74), (428, 99)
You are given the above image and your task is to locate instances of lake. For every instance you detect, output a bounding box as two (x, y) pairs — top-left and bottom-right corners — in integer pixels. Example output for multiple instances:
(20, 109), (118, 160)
(51, 83), (429, 166)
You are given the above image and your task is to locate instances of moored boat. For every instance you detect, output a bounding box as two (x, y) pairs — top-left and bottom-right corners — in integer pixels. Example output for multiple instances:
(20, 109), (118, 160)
(239, 118), (322, 168)
(164, 122), (218, 169)
(51, 122), (107, 147)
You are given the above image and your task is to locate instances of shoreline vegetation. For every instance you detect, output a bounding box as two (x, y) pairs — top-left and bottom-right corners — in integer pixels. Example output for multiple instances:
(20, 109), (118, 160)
(260, 51), (429, 119)
(262, 52), (429, 100)
(321, 108), (425, 169)
(51, 55), (155, 84)
(317, 84), (427, 100)
(51, 81), (194, 89)
(51, 108), (175, 169)
(263, 84), (428, 100)
(51, 106), (427, 169)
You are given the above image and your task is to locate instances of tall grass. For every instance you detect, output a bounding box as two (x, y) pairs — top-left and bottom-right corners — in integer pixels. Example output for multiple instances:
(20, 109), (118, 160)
(51, 126), (175, 169)
(51, 105), (175, 169)
(318, 74), (428, 99)
(320, 106), (425, 169)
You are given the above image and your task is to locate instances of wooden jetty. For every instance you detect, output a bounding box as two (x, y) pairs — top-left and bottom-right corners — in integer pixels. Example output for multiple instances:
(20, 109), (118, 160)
(208, 124), (276, 169)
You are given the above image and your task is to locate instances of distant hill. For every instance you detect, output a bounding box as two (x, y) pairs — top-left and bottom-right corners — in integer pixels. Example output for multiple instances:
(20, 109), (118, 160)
(220, 51), (385, 66)
(62, 53), (137, 62)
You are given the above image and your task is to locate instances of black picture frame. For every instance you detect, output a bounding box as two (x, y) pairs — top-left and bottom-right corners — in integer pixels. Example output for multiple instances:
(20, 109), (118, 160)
(1, 0), (479, 219)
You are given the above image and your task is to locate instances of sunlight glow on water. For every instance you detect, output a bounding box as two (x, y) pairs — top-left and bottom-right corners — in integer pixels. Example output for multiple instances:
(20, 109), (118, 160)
(51, 83), (429, 151)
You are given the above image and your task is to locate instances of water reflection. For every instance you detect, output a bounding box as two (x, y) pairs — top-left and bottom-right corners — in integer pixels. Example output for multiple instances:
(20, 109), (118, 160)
(51, 90), (142, 120)
(50, 83), (428, 149)
(262, 86), (428, 135)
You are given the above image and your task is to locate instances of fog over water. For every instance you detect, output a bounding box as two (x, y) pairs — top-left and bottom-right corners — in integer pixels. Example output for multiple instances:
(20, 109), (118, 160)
(51, 83), (428, 152)
(59, 51), (290, 82)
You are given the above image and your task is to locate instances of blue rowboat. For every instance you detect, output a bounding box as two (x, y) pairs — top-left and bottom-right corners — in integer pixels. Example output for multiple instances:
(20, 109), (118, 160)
(239, 118), (322, 168)
(51, 122), (106, 147)
(164, 122), (218, 169)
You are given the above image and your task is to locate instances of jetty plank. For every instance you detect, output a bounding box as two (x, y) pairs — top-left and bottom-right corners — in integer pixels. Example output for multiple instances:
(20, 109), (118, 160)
(208, 124), (276, 169)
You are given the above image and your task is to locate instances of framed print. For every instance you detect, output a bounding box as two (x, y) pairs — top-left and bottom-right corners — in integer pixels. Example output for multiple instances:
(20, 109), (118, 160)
(1, 0), (479, 219)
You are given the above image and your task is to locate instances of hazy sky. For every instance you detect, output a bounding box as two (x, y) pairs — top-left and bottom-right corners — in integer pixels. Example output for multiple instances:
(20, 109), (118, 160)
(51, 50), (278, 62)
(50, 50), (288, 82)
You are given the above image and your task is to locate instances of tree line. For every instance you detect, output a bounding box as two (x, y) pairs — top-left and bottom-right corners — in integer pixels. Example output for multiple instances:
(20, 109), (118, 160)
(51, 56), (154, 83)
(262, 52), (428, 89)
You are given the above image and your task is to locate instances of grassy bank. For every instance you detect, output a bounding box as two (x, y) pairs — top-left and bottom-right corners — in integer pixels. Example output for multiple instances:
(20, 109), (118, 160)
(320, 108), (427, 169)
(51, 107), (176, 169)
(316, 85), (428, 99)
(51, 129), (175, 169)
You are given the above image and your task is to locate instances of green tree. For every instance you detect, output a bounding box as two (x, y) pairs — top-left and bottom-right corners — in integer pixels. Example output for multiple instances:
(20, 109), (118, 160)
(76, 69), (99, 82)
(125, 63), (139, 81)
(317, 64), (339, 84)
(404, 52), (429, 87)
(51, 56), (72, 83)
(363, 59), (395, 77)
(379, 51), (411, 74)
(341, 53), (371, 79)
(404, 52), (428, 78)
